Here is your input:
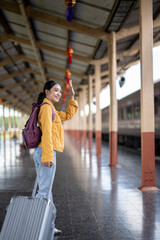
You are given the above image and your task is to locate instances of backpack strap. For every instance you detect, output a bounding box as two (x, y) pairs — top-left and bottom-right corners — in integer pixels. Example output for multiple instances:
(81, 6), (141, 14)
(41, 102), (55, 121)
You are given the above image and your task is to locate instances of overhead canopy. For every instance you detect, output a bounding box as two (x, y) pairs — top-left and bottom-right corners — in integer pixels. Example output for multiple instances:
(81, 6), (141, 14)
(0, 0), (160, 114)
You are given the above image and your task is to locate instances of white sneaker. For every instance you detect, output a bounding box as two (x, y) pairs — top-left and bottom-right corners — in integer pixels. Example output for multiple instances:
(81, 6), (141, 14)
(54, 228), (62, 235)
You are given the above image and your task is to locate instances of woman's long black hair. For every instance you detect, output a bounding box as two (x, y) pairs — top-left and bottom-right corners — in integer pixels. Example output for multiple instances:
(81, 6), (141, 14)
(37, 80), (58, 104)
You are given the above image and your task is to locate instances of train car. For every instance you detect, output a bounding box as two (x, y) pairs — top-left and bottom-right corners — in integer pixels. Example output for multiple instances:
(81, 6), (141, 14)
(101, 80), (160, 155)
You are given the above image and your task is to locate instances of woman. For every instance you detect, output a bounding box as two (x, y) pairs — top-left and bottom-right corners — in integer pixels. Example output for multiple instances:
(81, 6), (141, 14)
(33, 80), (78, 234)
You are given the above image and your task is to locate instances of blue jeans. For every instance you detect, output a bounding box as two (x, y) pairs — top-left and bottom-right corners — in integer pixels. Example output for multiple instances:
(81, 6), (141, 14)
(33, 147), (56, 208)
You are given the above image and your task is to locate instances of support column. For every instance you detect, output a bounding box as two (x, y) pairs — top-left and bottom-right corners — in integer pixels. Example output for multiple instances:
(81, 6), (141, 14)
(108, 31), (118, 166)
(8, 108), (12, 140)
(13, 109), (16, 138)
(17, 112), (20, 140)
(88, 75), (93, 149)
(19, 112), (23, 143)
(82, 86), (87, 146)
(72, 110), (75, 139)
(73, 113), (77, 139)
(21, 113), (26, 136)
(139, 0), (157, 191)
(95, 63), (102, 155)
(20, 112), (23, 140)
(2, 104), (5, 141)
(78, 90), (83, 142)
(75, 96), (80, 141)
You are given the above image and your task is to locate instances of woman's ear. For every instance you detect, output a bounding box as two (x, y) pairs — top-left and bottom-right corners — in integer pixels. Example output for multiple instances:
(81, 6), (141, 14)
(45, 89), (49, 96)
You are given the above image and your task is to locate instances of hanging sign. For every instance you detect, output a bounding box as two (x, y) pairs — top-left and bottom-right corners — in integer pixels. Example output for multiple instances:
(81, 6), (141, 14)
(66, 70), (71, 83)
(65, 0), (76, 23)
(65, 83), (69, 93)
(67, 45), (73, 64)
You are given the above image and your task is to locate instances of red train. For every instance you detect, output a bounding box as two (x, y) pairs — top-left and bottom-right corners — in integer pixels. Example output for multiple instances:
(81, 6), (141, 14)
(101, 80), (160, 155)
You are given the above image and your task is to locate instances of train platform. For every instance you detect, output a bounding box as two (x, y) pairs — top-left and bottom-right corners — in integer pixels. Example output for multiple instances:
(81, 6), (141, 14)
(0, 135), (160, 240)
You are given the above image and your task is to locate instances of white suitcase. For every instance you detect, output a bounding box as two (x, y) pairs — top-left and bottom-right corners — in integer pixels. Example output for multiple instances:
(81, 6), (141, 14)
(0, 167), (56, 240)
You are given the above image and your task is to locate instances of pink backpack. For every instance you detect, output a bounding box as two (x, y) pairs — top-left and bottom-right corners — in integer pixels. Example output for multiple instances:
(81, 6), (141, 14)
(22, 103), (55, 149)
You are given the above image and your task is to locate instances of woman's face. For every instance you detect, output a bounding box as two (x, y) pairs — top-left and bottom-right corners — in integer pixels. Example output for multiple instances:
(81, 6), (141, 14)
(45, 84), (62, 103)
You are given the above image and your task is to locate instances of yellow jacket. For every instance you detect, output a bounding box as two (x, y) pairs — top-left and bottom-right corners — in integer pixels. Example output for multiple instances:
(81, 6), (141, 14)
(38, 98), (78, 163)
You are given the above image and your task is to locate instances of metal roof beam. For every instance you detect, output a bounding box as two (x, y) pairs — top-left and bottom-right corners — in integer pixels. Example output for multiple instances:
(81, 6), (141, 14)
(0, 67), (46, 83)
(0, 67), (79, 86)
(0, 68), (30, 82)
(90, 48), (138, 65)
(0, 54), (85, 78)
(42, 62), (85, 78)
(2, 33), (148, 72)
(0, 1), (109, 41)
(0, 58), (134, 84)
(45, 74), (79, 86)
(0, 78), (40, 94)
(28, 7), (109, 41)
(0, 33), (92, 63)
(90, 39), (160, 65)
(116, 17), (160, 41)
(36, 41), (91, 63)
(3, 91), (31, 113)
(1, 1), (160, 42)
(0, 54), (22, 67)
(92, 60), (140, 88)
(0, 61), (35, 102)
(1, 19), (159, 53)
(91, 59), (140, 81)
(17, 0), (46, 83)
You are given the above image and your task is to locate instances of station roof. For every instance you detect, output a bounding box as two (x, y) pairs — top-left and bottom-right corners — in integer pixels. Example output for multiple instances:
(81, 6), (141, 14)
(0, 0), (160, 114)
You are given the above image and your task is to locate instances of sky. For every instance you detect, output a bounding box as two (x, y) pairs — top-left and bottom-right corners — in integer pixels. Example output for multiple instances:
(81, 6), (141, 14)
(1, 46), (160, 117)
(99, 45), (160, 110)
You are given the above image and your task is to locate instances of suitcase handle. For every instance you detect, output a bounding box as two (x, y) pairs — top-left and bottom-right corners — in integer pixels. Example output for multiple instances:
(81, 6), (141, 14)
(31, 163), (55, 199)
